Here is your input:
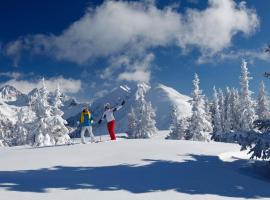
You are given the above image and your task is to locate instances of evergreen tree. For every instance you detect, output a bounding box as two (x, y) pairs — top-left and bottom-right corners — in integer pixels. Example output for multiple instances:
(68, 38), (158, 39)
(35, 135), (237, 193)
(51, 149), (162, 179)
(188, 74), (211, 141)
(224, 87), (233, 132)
(34, 78), (51, 118)
(239, 59), (256, 131)
(204, 96), (213, 133)
(217, 89), (225, 132)
(49, 86), (70, 144)
(212, 87), (222, 135)
(32, 79), (53, 146)
(32, 79), (70, 146)
(51, 84), (64, 116)
(131, 83), (157, 138)
(0, 112), (13, 146)
(168, 105), (188, 140)
(127, 107), (137, 138)
(13, 108), (28, 145)
(231, 88), (241, 131)
(257, 81), (270, 120)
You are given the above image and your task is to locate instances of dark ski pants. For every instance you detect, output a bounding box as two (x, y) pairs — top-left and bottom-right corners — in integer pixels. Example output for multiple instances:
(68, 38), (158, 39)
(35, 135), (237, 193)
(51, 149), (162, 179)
(107, 120), (116, 140)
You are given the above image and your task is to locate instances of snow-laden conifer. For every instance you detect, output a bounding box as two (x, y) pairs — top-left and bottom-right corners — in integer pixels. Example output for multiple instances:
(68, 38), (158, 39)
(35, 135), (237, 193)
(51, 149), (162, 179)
(188, 74), (211, 141)
(239, 59), (256, 131)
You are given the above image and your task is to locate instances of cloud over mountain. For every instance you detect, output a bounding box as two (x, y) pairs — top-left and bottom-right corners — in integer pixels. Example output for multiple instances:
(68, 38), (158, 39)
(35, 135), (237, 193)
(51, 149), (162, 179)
(5, 0), (259, 81)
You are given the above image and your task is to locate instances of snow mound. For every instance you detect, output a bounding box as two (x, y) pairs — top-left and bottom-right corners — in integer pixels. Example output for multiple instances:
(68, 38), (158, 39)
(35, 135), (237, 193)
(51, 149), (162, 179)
(219, 150), (251, 162)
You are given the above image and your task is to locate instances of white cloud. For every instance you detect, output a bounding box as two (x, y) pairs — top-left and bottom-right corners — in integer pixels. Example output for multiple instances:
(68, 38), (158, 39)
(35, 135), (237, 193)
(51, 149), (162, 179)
(0, 76), (82, 94)
(179, 0), (258, 54)
(4, 0), (259, 81)
(0, 72), (23, 79)
(5, 40), (23, 67)
(117, 53), (154, 83)
(95, 89), (109, 99)
(198, 48), (270, 64)
(118, 69), (151, 83)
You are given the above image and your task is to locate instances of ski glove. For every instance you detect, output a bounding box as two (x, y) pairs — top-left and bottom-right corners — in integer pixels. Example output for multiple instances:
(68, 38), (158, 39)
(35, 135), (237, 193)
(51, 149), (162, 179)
(98, 119), (102, 125)
(121, 100), (125, 106)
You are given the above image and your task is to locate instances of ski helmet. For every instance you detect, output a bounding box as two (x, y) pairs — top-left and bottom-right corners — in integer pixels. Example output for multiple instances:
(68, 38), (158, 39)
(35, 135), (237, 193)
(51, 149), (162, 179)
(104, 103), (111, 110)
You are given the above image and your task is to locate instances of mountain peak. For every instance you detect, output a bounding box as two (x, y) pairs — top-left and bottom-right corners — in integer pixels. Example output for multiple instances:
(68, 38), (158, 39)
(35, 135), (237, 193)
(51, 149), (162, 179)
(0, 85), (24, 102)
(0, 85), (21, 92)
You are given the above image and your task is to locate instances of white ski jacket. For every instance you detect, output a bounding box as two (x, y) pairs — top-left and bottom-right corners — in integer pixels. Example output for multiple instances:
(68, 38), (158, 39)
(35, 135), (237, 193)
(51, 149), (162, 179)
(102, 105), (123, 123)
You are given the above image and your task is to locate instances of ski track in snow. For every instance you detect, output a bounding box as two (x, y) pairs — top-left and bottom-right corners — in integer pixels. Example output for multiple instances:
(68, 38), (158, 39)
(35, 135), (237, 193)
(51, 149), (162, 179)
(0, 131), (270, 200)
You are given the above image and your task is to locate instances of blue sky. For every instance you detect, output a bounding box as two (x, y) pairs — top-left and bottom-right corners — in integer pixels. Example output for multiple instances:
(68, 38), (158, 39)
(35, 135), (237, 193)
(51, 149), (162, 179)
(0, 0), (270, 101)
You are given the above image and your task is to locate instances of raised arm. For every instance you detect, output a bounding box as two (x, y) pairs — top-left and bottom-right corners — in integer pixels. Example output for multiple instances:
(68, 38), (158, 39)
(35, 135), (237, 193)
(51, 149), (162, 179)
(113, 100), (125, 112)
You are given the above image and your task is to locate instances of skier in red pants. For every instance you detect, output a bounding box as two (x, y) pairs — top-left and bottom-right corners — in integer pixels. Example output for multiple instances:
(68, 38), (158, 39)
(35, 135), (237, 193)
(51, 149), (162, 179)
(98, 101), (125, 140)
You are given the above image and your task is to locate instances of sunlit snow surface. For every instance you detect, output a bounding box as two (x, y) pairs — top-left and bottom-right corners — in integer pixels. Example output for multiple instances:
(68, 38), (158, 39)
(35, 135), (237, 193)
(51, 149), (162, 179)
(0, 131), (270, 200)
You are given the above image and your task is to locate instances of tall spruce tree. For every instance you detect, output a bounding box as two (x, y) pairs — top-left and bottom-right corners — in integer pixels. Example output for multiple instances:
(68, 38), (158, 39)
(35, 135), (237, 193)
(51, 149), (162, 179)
(129, 83), (157, 138)
(127, 107), (137, 138)
(32, 79), (70, 146)
(168, 105), (188, 140)
(188, 74), (211, 141)
(231, 88), (241, 131)
(212, 87), (222, 135)
(224, 87), (233, 132)
(217, 89), (225, 133)
(257, 81), (270, 120)
(239, 59), (256, 132)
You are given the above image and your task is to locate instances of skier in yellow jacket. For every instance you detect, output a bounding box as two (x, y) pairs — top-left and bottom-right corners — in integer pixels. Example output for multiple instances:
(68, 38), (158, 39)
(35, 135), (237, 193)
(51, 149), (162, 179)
(80, 107), (96, 144)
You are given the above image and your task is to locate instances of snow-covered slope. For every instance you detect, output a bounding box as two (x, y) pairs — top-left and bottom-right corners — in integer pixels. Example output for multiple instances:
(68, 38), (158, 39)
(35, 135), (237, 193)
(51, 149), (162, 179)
(147, 84), (191, 129)
(0, 132), (269, 200)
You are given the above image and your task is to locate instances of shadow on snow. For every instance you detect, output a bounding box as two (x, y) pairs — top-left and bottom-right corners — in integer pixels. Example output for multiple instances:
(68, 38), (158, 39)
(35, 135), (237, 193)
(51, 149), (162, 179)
(0, 154), (270, 198)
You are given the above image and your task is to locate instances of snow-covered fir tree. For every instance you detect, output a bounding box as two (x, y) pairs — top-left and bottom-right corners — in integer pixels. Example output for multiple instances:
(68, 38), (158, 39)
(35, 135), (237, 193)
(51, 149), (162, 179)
(31, 79), (70, 146)
(167, 105), (188, 140)
(212, 87), (222, 136)
(13, 108), (28, 145)
(51, 84), (64, 116)
(0, 112), (13, 147)
(32, 79), (53, 146)
(224, 87), (233, 133)
(217, 88), (225, 132)
(257, 81), (270, 120)
(188, 74), (212, 141)
(230, 88), (241, 131)
(204, 96), (213, 133)
(129, 83), (157, 138)
(239, 59), (256, 132)
(48, 86), (70, 145)
(34, 78), (51, 119)
(127, 107), (137, 138)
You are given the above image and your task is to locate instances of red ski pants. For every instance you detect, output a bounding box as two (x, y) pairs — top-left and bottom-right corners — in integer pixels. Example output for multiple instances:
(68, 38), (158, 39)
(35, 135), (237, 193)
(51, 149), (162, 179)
(107, 120), (116, 140)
